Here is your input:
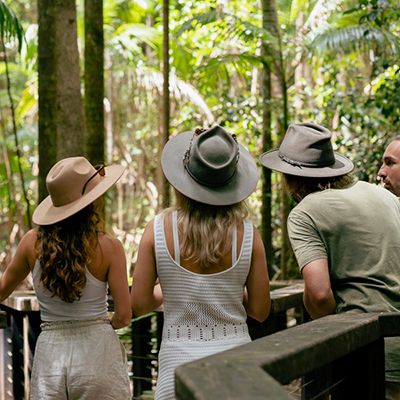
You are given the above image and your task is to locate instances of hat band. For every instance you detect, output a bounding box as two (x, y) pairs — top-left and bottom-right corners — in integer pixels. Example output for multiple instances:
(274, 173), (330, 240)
(278, 152), (334, 168)
(184, 163), (237, 187)
(81, 165), (105, 195)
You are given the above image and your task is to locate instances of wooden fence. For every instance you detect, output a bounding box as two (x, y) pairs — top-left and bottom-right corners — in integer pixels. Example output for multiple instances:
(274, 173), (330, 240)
(0, 282), (305, 400)
(175, 312), (400, 399)
(2, 286), (399, 399)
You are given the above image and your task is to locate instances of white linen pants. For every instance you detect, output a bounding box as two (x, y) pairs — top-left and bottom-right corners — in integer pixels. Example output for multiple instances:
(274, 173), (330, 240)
(30, 319), (131, 400)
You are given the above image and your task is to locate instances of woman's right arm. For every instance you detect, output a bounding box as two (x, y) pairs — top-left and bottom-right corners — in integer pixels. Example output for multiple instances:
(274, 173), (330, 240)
(244, 227), (271, 322)
(106, 237), (131, 329)
(130, 220), (163, 316)
(0, 230), (35, 303)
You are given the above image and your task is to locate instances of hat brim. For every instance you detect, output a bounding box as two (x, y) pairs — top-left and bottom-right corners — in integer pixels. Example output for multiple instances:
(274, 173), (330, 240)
(259, 149), (354, 178)
(32, 164), (125, 225)
(162, 131), (259, 205)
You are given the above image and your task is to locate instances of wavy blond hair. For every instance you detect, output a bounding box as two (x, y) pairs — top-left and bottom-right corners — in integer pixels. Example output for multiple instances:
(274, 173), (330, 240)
(166, 191), (248, 270)
(35, 202), (102, 303)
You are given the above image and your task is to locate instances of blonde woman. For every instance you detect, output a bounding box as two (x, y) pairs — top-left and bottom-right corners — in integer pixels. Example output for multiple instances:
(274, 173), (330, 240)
(0, 157), (131, 400)
(131, 126), (271, 400)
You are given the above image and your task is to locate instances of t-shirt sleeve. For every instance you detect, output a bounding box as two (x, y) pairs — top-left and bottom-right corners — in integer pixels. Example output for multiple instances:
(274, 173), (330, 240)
(287, 208), (328, 271)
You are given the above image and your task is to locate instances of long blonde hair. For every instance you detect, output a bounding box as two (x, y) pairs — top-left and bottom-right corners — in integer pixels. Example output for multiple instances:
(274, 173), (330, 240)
(168, 191), (248, 270)
(35, 202), (102, 303)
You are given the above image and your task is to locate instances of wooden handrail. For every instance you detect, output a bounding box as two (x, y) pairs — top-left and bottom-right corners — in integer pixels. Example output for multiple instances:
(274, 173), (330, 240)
(270, 282), (303, 313)
(175, 312), (400, 400)
(0, 310), (7, 329)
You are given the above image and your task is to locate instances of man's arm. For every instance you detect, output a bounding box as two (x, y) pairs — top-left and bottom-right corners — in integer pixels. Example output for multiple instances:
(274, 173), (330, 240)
(301, 258), (336, 319)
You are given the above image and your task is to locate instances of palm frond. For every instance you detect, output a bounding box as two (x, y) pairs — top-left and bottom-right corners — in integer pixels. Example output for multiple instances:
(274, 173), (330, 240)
(111, 23), (162, 49)
(175, 10), (276, 44)
(311, 25), (400, 56)
(135, 68), (215, 124)
(0, 0), (23, 51)
(197, 52), (262, 71)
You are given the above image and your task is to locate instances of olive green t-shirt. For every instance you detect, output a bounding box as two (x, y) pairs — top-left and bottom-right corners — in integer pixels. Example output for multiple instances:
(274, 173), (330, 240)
(288, 180), (400, 381)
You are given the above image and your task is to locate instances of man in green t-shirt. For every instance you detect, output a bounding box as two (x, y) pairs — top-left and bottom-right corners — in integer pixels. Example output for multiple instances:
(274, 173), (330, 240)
(379, 137), (400, 196)
(260, 122), (400, 400)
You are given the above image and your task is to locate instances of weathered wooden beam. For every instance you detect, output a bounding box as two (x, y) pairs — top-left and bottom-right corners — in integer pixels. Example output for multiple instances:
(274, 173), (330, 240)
(176, 364), (293, 400)
(270, 283), (304, 314)
(0, 310), (7, 329)
(175, 313), (400, 400)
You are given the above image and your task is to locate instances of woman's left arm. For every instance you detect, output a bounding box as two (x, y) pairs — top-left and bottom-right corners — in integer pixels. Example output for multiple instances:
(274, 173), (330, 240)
(0, 230), (35, 303)
(131, 220), (163, 316)
(245, 227), (271, 322)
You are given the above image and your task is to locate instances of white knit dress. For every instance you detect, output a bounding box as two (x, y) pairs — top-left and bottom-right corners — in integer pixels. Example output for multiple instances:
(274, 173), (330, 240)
(154, 211), (253, 400)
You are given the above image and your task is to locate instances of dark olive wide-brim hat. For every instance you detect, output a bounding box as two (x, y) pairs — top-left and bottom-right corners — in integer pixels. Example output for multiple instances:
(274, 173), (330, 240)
(259, 123), (354, 178)
(161, 125), (258, 206)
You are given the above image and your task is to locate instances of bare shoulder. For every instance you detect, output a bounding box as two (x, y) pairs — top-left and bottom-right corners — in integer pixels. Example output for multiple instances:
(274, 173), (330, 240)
(252, 225), (263, 244)
(97, 233), (124, 254)
(21, 228), (38, 244)
(142, 219), (154, 240)
(21, 229), (38, 257)
(252, 226), (266, 255)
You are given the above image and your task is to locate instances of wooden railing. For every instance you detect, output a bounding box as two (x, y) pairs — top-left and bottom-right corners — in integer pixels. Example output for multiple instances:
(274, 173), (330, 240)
(0, 311), (6, 329)
(0, 293), (41, 400)
(175, 312), (400, 400)
(0, 282), (306, 399)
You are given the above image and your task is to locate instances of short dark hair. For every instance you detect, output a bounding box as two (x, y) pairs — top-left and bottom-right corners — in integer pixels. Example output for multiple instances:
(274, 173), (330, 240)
(283, 173), (354, 202)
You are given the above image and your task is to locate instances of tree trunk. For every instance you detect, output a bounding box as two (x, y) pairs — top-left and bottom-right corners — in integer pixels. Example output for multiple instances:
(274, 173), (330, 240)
(261, 0), (294, 279)
(84, 0), (104, 165)
(38, 0), (84, 201)
(260, 0), (274, 277)
(160, 0), (170, 209)
(54, 0), (84, 159)
(1, 35), (32, 227)
(38, 0), (57, 201)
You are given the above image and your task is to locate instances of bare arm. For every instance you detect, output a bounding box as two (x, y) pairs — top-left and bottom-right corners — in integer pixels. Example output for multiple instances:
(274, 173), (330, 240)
(0, 230), (35, 303)
(244, 227), (271, 322)
(301, 258), (336, 319)
(130, 221), (163, 316)
(106, 237), (131, 329)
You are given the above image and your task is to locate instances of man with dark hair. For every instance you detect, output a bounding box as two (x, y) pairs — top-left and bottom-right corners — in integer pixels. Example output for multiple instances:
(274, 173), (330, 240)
(260, 122), (400, 399)
(379, 137), (400, 196)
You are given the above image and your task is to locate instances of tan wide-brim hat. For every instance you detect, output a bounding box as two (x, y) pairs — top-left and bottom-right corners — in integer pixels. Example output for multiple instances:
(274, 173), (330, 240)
(32, 156), (125, 225)
(161, 126), (258, 206)
(260, 123), (354, 178)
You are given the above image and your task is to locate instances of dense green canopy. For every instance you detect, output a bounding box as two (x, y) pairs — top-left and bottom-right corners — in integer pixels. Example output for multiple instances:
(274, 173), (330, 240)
(1, 0), (399, 279)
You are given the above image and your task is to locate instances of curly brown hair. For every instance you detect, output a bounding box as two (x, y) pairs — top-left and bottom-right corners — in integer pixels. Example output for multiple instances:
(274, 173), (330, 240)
(35, 202), (102, 303)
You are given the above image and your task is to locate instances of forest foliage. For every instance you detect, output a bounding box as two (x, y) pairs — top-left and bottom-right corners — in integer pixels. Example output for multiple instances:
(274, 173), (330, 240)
(1, 0), (400, 280)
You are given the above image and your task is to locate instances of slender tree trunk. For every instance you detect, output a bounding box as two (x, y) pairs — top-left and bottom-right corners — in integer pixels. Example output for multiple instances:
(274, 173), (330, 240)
(260, 0), (273, 276)
(1, 35), (31, 228)
(54, 0), (84, 159)
(0, 116), (19, 235)
(84, 0), (104, 165)
(38, 0), (85, 200)
(38, 0), (57, 201)
(160, 0), (170, 209)
(261, 0), (293, 279)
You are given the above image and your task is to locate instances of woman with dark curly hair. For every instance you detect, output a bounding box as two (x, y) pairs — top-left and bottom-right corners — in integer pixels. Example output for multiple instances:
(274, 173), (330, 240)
(0, 156), (131, 400)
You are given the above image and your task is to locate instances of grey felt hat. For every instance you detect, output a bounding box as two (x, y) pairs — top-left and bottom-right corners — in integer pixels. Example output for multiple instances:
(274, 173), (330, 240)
(259, 123), (354, 177)
(161, 125), (258, 205)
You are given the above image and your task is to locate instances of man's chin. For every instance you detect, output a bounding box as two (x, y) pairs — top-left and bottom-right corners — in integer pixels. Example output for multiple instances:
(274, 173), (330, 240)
(384, 184), (396, 195)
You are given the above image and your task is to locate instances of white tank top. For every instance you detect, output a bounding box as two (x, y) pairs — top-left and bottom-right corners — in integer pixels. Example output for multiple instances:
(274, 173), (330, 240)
(155, 211), (253, 342)
(32, 260), (108, 321)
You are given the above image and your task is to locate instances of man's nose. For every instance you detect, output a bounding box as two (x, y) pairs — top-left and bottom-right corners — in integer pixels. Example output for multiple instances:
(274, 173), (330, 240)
(378, 165), (386, 178)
